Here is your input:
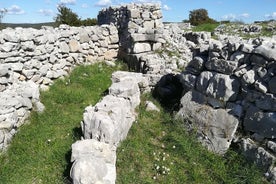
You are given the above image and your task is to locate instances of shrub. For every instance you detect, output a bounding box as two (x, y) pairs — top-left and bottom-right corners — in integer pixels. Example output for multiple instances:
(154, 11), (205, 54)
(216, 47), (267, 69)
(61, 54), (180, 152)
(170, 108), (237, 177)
(189, 8), (217, 26)
(54, 4), (81, 26)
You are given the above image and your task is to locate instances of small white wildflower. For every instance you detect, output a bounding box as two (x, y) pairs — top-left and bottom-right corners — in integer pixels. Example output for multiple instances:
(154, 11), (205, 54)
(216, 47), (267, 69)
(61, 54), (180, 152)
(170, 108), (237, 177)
(156, 165), (160, 170)
(162, 157), (166, 161)
(153, 152), (156, 156)
(162, 171), (166, 174)
(170, 162), (174, 165)
(153, 176), (157, 180)
(172, 145), (176, 149)
(265, 172), (270, 177)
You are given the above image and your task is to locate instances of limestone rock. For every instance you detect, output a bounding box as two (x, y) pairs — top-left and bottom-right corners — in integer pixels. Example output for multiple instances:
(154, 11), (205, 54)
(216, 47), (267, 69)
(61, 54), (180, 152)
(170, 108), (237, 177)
(145, 101), (160, 112)
(241, 138), (275, 171)
(81, 95), (135, 145)
(69, 39), (81, 52)
(176, 90), (239, 154)
(244, 106), (276, 138)
(205, 58), (238, 75)
(133, 43), (151, 54)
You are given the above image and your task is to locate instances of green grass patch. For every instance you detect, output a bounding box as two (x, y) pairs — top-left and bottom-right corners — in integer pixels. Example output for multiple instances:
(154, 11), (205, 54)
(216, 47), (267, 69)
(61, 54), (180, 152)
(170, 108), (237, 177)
(116, 93), (268, 184)
(0, 62), (125, 184)
(192, 23), (220, 32)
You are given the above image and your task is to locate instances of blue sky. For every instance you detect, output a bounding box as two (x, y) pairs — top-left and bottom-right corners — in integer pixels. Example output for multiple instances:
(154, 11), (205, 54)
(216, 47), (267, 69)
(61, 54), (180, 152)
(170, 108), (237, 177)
(0, 0), (276, 23)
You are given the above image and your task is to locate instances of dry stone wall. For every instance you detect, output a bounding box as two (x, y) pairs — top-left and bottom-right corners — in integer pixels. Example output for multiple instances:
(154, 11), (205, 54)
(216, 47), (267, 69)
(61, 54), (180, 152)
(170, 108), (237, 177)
(98, 3), (165, 71)
(0, 24), (119, 150)
(177, 35), (276, 181)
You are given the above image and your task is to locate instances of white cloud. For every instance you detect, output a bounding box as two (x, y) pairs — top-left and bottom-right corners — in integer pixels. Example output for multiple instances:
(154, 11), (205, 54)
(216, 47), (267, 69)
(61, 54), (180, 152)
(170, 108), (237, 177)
(240, 13), (250, 18)
(7, 5), (25, 15)
(38, 9), (54, 16)
(134, 0), (161, 4)
(265, 12), (276, 19)
(95, 0), (112, 7)
(163, 4), (171, 11)
(60, 0), (76, 5)
(222, 14), (236, 20)
(81, 3), (89, 8)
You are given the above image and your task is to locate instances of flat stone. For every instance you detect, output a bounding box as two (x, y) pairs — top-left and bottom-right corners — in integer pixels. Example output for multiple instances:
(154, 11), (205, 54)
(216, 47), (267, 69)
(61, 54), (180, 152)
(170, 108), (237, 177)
(132, 43), (151, 54)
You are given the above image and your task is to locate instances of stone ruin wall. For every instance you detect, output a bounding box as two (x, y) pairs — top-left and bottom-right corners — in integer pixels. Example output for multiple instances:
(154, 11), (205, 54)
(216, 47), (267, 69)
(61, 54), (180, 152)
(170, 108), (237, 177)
(0, 3), (276, 184)
(0, 24), (119, 150)
(98, 3), (165, 71)
(177, 36), (276, 174)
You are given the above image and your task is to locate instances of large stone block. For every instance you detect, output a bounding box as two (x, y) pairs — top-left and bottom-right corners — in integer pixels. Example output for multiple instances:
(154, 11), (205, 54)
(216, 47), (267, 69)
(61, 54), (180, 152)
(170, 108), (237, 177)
(176, 90), (239, 154)
(132, 43), (151, 54)
(205, 58), (238, 75)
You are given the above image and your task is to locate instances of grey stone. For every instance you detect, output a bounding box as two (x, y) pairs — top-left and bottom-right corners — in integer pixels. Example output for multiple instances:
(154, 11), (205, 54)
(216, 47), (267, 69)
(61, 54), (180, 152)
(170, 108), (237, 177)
(196, 71), (214, 92)
(240, 43), (254, 53)
(33, 101), (45, 113)
(269, 77), (276, 94)
(179, 73), (197, 90)
(81, 95), (136, 145)
(250, 54), (268, 66)
(59, 42), (70, 53)
(253, 45), (276, 61)
(131, 33), (158, 42)
(254, 80), (268, 93)
(206, 73), (240, 102)
(21, 41), (35, 51)
(230, 51), (245, 62)
(0, 42), (16, 52)
(145, 101), (160, 112)
(132, 43), (151, 54)
(187, 56), (205, 74)
(268, 141), (276, 153)
(226, 102), (243, 118)
(70, 156), (109, 184)
(69, 39), (81, 52)
(71, 139), (116, 164)
(255, 93), (276, 111)
(242, 70), (256, 85)
(205, 58), (238, 75)
(244, 106), (276, 138)
(176, 90), (239, 154)
(0, 66), (9, 77)
(241, 138), (275, 171)
(11, 63), (23, 72)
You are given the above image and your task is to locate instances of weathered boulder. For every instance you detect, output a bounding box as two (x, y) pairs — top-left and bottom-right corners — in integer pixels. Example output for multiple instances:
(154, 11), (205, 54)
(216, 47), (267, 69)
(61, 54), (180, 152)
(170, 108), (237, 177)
(81, 95), (135, 145)
(176, 90), (239, 154)
(205, 58), (238, 75)
(196, 71), (240, 102)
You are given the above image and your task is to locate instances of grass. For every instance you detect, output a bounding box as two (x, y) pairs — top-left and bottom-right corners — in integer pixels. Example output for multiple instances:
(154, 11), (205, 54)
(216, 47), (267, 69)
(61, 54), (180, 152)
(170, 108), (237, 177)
(0, 62), (125, 184)
(116, 93), (268, 184)
(192, 23), (220, 32)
